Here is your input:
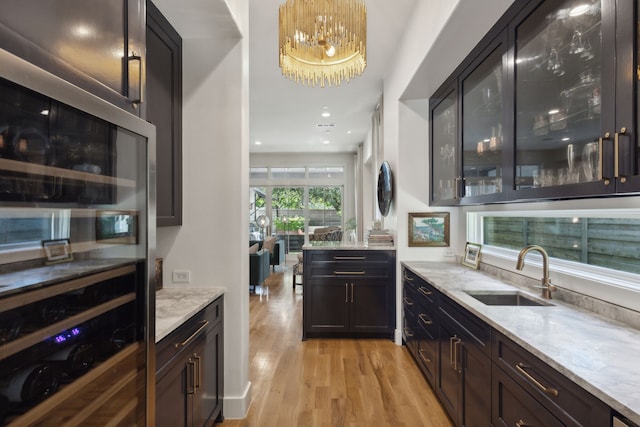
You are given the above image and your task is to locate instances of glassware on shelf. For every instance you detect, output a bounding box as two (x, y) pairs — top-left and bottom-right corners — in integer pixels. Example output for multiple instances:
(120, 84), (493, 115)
(581, 141), (599, 181)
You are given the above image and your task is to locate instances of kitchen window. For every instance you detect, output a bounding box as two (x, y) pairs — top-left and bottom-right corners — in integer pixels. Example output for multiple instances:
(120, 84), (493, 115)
(467, 209), (640, 312)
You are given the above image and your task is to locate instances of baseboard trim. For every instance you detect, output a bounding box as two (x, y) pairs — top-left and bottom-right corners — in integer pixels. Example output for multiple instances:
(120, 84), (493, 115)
(222, 381), (252, 419)
(394, 328), (403, 345)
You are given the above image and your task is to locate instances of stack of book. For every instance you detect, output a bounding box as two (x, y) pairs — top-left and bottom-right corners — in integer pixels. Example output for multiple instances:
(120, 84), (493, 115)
(367, 229), (394, 246)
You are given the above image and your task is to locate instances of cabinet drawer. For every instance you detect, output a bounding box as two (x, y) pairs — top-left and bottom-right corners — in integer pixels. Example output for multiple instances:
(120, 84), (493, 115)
(403, 269), (438, 306)
(493, 332), (610, 427)
(308, 261), (390, 278)
(156, 297), (223, 375)
(308, 250), (390, 263)
(493, 363), (564, 427)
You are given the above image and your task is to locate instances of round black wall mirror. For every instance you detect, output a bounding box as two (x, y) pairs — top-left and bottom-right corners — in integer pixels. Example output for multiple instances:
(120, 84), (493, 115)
(377, 161), (393, 217)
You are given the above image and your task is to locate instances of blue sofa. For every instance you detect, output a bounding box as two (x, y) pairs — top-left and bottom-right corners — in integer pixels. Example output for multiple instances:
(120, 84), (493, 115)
(250, 238), (285, 271)
(249, 249), (269, 292)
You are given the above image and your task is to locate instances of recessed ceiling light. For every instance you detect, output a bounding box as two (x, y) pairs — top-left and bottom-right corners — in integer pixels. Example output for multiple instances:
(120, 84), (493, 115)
(321, 111), (331, 118)
(562, 137), (570, 141)
(323, 140), (330, 144)
(347, 130), (352, 134)
(548, 108), (560, 115)
(255, 140), (262, 145)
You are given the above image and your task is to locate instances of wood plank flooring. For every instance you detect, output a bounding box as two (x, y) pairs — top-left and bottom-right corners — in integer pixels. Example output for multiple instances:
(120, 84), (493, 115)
(219, 264), (453, 427)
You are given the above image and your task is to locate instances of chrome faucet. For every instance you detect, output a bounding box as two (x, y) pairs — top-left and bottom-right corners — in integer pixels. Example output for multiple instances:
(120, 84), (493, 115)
(515, 245), (557, 299)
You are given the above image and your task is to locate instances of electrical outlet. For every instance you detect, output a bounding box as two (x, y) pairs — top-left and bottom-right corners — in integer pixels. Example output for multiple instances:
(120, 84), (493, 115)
(173, 270), (191, 283)
(443, 249), (456, 257)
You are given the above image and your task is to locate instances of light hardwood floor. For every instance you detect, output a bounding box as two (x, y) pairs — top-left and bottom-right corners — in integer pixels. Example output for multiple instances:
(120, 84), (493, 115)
(220, 264), (454, 427)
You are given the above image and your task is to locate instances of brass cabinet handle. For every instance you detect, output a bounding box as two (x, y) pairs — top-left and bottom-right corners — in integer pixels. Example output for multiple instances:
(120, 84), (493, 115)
(193, 354), (202, 389)
(403, 274), (414, 282)
(403, 327), (414, 337)
(418, 287), (433, 296)
(174, 320), (209, 349)
(615, 127), (627, 182)
(515, 420), (531, 427)
(418, 349), (431, 364)
(418, 313), (433, 325)
(403, 297), (414, 306)
(515, 363), (559, 397)
(334, 271), (366, 275)
(188, 358), (197, 395)
(598, 133), (609, 183)
(334, 256), (365, 260)
(449, 336), (455, 367)
(452, 337), (462, 372)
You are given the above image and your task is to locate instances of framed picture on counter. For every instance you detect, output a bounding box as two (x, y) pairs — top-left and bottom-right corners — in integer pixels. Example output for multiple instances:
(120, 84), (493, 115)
(42, 238), (74, 264)
(462, 242), (482, 269)
(408, 212), (450, 247)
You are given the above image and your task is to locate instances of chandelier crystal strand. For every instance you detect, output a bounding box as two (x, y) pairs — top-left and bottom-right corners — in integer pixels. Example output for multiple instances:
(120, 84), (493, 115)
(279, 0), (367, 87)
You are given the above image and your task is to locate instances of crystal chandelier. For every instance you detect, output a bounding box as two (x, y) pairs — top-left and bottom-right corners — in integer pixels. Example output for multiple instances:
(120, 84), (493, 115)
(279, 0), (367, 87)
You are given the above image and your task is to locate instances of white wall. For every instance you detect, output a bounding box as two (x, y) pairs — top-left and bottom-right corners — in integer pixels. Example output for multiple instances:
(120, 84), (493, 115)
(378, 0), (516, 343)
(155, 1), (251, 418)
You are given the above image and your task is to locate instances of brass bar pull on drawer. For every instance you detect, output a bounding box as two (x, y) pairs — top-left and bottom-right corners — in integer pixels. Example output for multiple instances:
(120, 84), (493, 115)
(334, 256), (365, 260)
(174, 320), (209, 349)
(418, 314), (432, 325)
(403, 327), (414, 337)
(418, 287), (432, 296)
(403, 274), (414, 282)
(403, 297), (414, 306)
(334, 271), (366, 275)
(515, 420), (531, 427)
(515, 363), (559, 397)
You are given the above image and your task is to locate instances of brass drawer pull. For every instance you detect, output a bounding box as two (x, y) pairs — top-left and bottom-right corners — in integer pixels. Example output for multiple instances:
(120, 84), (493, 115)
(403, 274), (414, 282)
(418, 313), (432, 325)
(334, 271), (366, 275)
(515, 363), (559, 397)
(515, 420), (531, 427)
(418, 349), (431, 364)
(174, 320), (209, 349)
(418, 287), (433, 296)
(334, 256), (366, 260)
(403, 327), (414, 337)
(403, 297), (414, 306)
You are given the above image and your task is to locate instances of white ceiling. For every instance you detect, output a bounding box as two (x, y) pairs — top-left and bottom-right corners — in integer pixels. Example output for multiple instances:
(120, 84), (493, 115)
(249, 0), (418, 154)
(152, 0), (418, 154)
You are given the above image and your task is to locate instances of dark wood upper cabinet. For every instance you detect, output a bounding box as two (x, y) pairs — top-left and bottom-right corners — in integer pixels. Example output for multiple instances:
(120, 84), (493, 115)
(0, 0), (145, 115)
(430, 0), (640, 205)
(146, 1), (183, 227)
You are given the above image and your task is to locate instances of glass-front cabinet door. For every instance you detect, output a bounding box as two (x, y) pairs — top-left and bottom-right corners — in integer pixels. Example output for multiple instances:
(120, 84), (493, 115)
(511, 0), (616, 198)
(461, 31), (507, 202)
(430, 83), (458, 204)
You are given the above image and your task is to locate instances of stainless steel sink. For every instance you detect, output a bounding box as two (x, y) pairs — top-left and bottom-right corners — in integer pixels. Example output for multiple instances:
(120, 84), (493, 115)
(464, 290), (553, 306)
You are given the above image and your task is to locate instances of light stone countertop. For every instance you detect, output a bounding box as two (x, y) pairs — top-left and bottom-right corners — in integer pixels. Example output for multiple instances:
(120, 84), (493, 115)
(155, 287), (225, 343)
(403, 261), (640, 425)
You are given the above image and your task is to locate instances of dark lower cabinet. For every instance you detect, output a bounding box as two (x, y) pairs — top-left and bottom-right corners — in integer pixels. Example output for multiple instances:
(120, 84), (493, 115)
(156, 296), (224, 427)
(303, 249), (395, 339)
(401, 265), (617, 427)
(437, 298), (491, 427)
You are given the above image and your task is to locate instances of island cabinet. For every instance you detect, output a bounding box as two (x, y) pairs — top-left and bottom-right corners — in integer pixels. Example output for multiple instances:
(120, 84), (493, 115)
(492, 331), (610, 427)
(303, 249), (395, 339)
(156, 296), (224, 427)
(0, 0), (145, 115)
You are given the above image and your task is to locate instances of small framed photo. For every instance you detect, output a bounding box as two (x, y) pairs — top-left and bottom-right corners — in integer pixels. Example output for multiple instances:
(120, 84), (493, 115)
(408, 212), (450, 247)
(462, 242), (482, 269)
(42, 238), (74, 265)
